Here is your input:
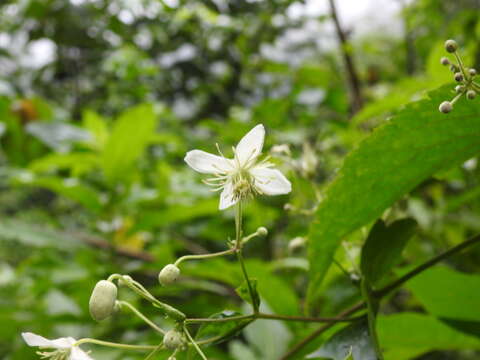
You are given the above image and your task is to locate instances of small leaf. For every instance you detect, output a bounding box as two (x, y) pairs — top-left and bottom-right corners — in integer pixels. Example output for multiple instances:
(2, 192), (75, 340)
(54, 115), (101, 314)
(307, 320), (376, 360)
(194, 311), (253, 345)
(307, 85), (480, 308)
(236, 278), (261, 311)
(360, 218), (417, 286)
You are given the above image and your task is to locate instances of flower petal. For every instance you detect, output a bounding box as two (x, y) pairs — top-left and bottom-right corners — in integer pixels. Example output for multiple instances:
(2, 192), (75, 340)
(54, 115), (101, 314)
(21, 332), (74, 349)
(219, 181), (237, 210)
(235, 124), (265, 166)
(250, 167), (291, 195)
(184, 150), (232, 174)
(71, 346), (94, 360)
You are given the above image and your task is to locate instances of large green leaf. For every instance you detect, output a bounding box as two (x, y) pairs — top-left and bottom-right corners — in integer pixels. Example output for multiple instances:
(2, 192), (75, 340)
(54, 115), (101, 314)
(406, 266), (480, 322)
(378, 313), (480, 359)
(101, 103), (156, 184)
(360, 218), (417, 286)
(307, 85), (480, 308)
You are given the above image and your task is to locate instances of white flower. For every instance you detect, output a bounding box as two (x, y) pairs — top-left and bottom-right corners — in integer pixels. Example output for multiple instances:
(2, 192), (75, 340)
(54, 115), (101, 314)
(22, 332), (93, 360)
(185, 124), (291, 210)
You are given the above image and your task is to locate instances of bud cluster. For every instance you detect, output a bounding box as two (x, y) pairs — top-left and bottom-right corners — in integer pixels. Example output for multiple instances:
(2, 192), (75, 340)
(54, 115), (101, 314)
(439, 39), (480, 113)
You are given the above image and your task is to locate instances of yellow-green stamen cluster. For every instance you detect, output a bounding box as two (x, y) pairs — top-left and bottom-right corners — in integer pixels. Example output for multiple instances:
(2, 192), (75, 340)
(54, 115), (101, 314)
(439, 39), (480, 113)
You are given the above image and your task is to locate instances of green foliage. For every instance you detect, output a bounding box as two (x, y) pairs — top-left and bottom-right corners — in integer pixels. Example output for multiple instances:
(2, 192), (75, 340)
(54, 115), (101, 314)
(308, 321), (375, 360)
(307, 85), (480, 308)
(360, 218), (417, 286)
(101, 104), (157, 185)
(406, 266), (480, 321)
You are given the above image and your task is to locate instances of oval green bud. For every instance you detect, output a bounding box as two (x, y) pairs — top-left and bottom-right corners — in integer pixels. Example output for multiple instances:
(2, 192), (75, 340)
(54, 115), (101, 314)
(454, 72), (463, 82)
(89, 280), (118, 321)
(158, 264), (180, 286)
(469, 68), (477, 77)
(439, 101), (452, 114)
(467, 90), (476, 100)
(163, 329), (183, 350)
(445, 39), (458, 53)
(455, 85), (465, 93)
(257, 227), (268, 236)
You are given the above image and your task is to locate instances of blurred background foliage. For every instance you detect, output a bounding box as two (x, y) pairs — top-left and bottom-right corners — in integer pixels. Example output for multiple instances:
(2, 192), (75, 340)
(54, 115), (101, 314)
(1, 0), (480, 359)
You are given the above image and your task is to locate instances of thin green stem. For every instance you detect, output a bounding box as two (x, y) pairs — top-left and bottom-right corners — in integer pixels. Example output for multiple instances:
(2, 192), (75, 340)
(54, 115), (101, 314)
(186, 314), (255, 324)
(184, 324), (207, 360)
(256, 312), (363, 323)
(454, 51), (469, 80)
(234, 201), (258, 312)
(74, 338), (158, 351)
(120, 276), (186, 321)
(117, 300), (165, 334)
(143, 343), (164, 360)
(174, 248), (235, 266)
(361, 280), (383, 360)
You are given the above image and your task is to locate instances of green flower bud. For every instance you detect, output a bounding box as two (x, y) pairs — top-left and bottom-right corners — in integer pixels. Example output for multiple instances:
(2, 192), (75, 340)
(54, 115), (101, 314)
(439, 101), (452, 114)
(89, 280), (118, 321)
(440, 57), (450, 66)
(445, 39), (458, 53)
(467, 90), (476, 100)
(469, 68), (477, 77)
(455, 85), (465, 93)
(454, 72), (463, 82)
(158, 264), (180, 286)
(163, 329), (183, 350)
(257, 227), (268, 236)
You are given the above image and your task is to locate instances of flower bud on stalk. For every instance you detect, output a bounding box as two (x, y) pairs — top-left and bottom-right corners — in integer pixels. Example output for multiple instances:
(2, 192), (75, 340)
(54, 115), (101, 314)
(455, 85), (465, 93)
(159, 264), (180, 286)
(163, 329), (184, 350)
(440, 57), (450, 66)
(257, 227), (268, 236)
(454, 72), (464, 82)
(467, 90), (477, 100)
(469, 68), (477, 77)
(439, 101), (453, 114)
(89, 280), (118, 321)
(445, 39), (458, 53)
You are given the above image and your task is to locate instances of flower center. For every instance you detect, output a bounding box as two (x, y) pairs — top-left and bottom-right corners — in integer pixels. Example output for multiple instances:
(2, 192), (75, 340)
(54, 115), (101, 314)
(36, 348), (70, 360)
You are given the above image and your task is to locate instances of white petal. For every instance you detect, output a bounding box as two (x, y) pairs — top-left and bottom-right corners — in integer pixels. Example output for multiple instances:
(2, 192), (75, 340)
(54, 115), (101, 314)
(250, 167), (291, 196)
(235, 124), (265, 166)
(21, 332), (74, 349)
(184, 150), (232, 174)
(70, 346), (94, 360)
(219, 181), (237, 210)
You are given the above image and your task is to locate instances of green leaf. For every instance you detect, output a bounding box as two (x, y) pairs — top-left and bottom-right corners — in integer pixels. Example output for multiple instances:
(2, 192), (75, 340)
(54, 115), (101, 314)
(307, 321), (375, 360)
(12, 174), (103, 212)
(101, 103), (156, 184)
(307, 85), (480, 308)
(194, 311), (253, 345)
(82, 110), (109, 150)
(360, 218), (417, 286)
(377, 313), (480, 357)
(0, 219), (81, 250)
(235, 278), (260, 310)
(29, 152), (99, 177)
(406, 266), (480, 322)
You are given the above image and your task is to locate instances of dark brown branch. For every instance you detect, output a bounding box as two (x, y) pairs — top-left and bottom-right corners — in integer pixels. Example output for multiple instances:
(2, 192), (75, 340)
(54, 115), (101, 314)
(328, 0), (363, 114)
(374, 233), (480, 298)
(75, 233), (155, 262)
(279, 302), (366, 360)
